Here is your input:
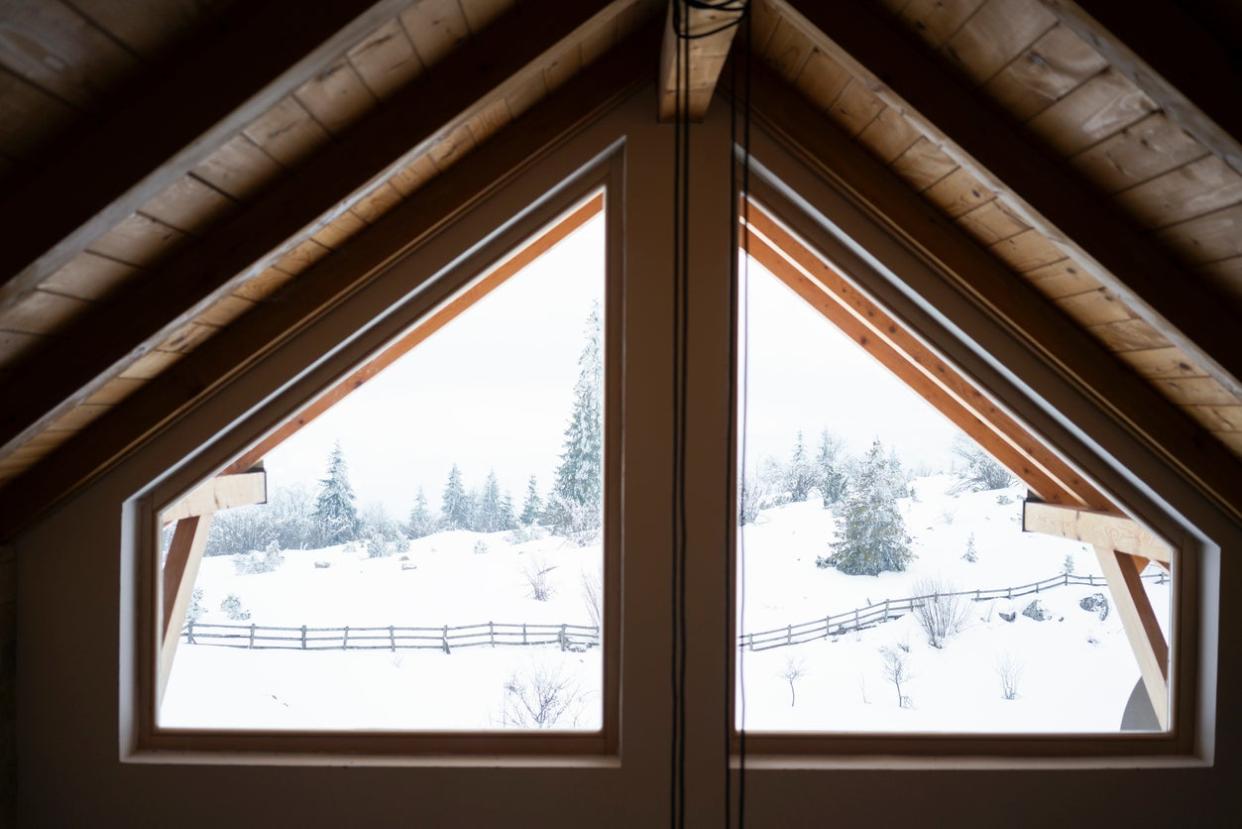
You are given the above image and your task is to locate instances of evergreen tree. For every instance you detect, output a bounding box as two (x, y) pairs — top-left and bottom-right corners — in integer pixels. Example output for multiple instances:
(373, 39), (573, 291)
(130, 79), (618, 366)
(499, 490), (517, 531)
(786, 430), (815, 502)
(818, 439), (913, 576)
(520, 475), (543, 526)
(548, 304), (604, 539)
(815, 429), (847, 507)
(962, 532), (978, 563)
(407, 487), (436, 539)
(311, 442), (361, 546)
(478, 469), (503, 532)
(440, 464), (471, 530)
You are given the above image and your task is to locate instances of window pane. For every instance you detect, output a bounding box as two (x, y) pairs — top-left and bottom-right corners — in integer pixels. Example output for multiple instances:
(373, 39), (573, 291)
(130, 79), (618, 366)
(159, 204), (606, 732)
(736, 251), (1172, 733)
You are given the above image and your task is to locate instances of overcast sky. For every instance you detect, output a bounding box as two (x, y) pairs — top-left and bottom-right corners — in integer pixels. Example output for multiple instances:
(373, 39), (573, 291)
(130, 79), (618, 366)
(262, 213), (963, 518)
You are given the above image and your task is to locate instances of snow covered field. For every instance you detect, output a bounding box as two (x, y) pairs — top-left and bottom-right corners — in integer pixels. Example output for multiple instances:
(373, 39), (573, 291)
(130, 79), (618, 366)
(162, 475), (1169, 734)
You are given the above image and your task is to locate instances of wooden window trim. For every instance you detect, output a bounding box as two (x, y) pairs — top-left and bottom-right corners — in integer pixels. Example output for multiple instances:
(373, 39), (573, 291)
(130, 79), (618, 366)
(125, 146), (626, 762)
(730, 132), (1206, 762)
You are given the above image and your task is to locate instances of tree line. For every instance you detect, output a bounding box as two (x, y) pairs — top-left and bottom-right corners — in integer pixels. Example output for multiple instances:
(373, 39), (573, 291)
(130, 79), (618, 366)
(204, 305), (604, 556)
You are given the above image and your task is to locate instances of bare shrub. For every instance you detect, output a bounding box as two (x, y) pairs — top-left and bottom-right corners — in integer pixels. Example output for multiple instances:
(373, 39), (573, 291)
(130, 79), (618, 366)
(233, 540), (284, 575)
(997, 653), (1023, 700)
(523, 557), (558, 602)
(950, 436), (1017, 494)
(880, 645), (913, 709)
(781, 657), (806, 707)
(500, 664), (582, 728)
(220, 594), (250, 621)
(911, 577), (968, 649)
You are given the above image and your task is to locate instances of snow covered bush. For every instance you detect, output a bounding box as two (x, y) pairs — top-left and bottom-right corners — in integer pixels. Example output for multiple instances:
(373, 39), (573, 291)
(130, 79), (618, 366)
(911, 577), (967, 648)
(542, 494), (600, 547)
(233, 540), (284, 575)
(997, 653), (1023, 700)
(949, 436), (1017, 494)
(962, 533), (978, 563)
(1061, 553), (1075, 575)
(818, 440), (912, 576)
(500, 664), (582, 728)
(205, 504), (275, 557)
(523, 557), (557, 601)
(220, 594), (250, 621)
(473, 540), (489, 555)
(187, 588), (206, 623)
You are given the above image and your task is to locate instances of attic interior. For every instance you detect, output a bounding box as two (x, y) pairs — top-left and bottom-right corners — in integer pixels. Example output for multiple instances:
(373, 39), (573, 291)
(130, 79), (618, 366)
(1, 0), (1240, 825)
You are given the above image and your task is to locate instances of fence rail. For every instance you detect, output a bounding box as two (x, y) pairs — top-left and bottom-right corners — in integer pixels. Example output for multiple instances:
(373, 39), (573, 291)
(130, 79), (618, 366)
(182, 620), (600, 653)
(182, 571), (1170, 656)
(740, 570), (1169, 652)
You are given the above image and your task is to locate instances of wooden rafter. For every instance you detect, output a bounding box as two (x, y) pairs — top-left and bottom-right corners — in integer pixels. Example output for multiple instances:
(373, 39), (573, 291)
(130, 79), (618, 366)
(1022, 499), (1172, 728)
(765, 0), (1242, 403)
(160, 467), (267, 525)
(158, 513), (214, 701)
(743, 60), (1242, 525)
(0, 27), (652, 542)
(745, 208), (1115, 513)
(221, 193), (605, 476)
(1023, 500), (1173, 564)
(658, 0), (744, 120)
(1041, 0), (1242, 175)
(0, 0), (408, 315)
(0, 0), (622, 475)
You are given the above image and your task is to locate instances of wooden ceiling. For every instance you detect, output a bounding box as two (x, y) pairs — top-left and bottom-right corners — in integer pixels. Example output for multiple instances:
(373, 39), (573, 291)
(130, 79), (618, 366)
(0, 0), (1239, 534)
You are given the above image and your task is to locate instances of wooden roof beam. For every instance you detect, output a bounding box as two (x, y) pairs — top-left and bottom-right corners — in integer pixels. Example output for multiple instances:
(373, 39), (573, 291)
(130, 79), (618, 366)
(1022, 500), (1173, 563)
(741, 61), (1242, 524)
(0, 23), (655, 541)
(765, 0), (1242, 404)
(160, 466), (267, 524)
(1040, 0), (1242, 175)
(658, 1), (744, 120)
(0, 0), (409, 315)
(0, 0), (623, 473)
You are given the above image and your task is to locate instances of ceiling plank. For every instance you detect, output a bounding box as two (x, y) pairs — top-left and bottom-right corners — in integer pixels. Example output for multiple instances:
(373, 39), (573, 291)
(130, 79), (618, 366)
(657, 0), (743, 120)
(0, 0), (409, 316)
(0, 0), (624, 475)
(1039, 0), (1242, 176)
(0, 24), (654, 541)
(742, 61), (1242, 524)
(766, 0), (1242, 404)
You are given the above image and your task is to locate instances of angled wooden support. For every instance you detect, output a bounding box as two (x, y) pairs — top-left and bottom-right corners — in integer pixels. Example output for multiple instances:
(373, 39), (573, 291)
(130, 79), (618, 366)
(1093, 544), (1170, 730)
(1040, 0), (1242, 174)
(158, 466), (267, 699)
(160, 465), (267, 524)
(0, 0), (409, 313)
(658, 0), (744, 120)
(1022, 500), (1173, 564)
(766, 0), (1242, 402)
(158, 513), (214, 702)
(745, 206), (1115, 513)
(0, 0), (623, 473)
(742, 59), (1242, 525)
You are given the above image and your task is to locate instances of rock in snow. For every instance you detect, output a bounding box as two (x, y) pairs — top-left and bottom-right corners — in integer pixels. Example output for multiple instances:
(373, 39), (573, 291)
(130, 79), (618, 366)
(1022, 600), (1052, 622)
(999, 610), (1017, 623)
(1079, 593), (1109, 620)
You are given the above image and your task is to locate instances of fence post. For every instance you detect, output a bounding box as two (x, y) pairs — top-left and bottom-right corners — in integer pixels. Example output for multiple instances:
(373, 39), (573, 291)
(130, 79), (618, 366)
(522, 623), (527, 645)
(442, 624), (450, 655)
(884, 599), (890, 619)
(824, 616), (830, 639)
(853, 608), (860, 631)
(342, 626), (349, 650)
(248, 623), (256, 649)
(186, 621), (195, 644)
(560, 623), (568, 651)
(749, 633), (755, 652)
(389, 624), (396, 652)
(787, 624), (792, 646)
(489, 621), (495, 647)
(1007, 587), (1012, 599)
(1088, 574), (1095, 585)
(301, 624), (307, 650)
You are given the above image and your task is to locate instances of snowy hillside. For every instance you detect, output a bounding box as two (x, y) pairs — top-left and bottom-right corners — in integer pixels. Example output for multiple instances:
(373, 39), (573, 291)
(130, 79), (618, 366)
(162, 475), (1169, 734)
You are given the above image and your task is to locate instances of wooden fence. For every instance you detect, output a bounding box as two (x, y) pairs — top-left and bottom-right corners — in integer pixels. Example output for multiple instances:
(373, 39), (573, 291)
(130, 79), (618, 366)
(182, 571), (1171, 656)
(182, 620), (600, 653)
(740, 570), (1170, 652)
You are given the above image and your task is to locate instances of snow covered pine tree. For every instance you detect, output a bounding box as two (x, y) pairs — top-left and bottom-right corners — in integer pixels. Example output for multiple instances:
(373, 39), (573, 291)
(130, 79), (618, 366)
(311, 441), (361, 546)
(546, 304), (603, 543)
(520, 475), (543, 526)
(440, 464), (471, 530)
(818, 439), (913, 575)
(406, 487), (436, 539)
